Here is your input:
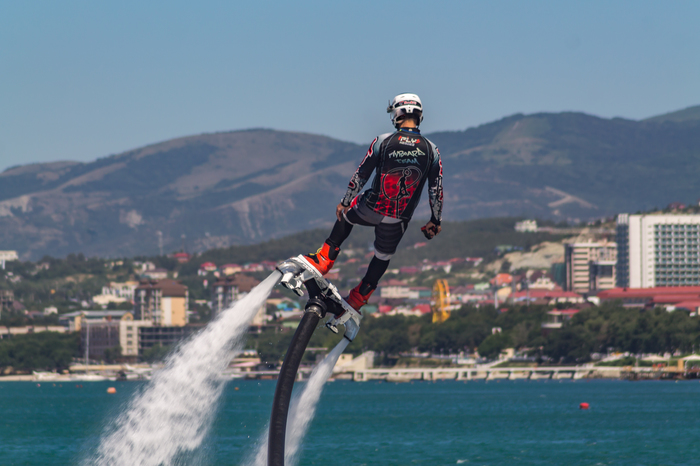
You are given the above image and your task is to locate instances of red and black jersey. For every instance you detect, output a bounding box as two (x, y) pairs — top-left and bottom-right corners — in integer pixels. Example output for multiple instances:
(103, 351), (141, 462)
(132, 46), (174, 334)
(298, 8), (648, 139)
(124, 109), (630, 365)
(341, 128), (443, 225)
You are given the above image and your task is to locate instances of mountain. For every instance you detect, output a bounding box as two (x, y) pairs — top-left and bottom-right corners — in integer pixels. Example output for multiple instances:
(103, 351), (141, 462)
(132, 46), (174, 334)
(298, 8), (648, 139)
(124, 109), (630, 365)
(643, 105), (700, 123)
(2, 107), (700, 260)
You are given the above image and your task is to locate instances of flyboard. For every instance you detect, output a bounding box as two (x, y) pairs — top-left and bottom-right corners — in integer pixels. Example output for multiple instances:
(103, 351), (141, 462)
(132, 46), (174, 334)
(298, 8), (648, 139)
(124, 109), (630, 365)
(267, 255), (363, 466)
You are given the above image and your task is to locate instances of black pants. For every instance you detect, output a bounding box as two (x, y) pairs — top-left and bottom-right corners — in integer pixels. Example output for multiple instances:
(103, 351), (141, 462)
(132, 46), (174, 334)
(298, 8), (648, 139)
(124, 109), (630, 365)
(326, 209), (408, 289)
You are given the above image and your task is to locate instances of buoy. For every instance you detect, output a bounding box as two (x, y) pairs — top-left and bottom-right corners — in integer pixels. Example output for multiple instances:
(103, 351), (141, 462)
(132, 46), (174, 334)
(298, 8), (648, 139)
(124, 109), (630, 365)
(107, 387), (117, 394)
(234, 387), (239, 391)
(579, 402), (589, 410)
(37, 383), (40, 387)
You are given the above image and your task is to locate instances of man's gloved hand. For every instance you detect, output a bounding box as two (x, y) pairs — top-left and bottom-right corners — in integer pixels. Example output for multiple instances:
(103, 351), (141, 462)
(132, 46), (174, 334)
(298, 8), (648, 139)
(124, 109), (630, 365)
(336, 203), (351, 222)
(421, 221), (441, 240)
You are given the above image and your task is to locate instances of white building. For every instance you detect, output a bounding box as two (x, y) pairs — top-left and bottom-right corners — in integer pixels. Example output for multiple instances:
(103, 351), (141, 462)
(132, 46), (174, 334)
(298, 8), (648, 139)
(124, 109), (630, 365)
(515, 220), (538, 233)
(617, 213), (700, 288)
(0, 250), (18, 270)
(92, 294), (127, 307)
(101, 281), (139, 301)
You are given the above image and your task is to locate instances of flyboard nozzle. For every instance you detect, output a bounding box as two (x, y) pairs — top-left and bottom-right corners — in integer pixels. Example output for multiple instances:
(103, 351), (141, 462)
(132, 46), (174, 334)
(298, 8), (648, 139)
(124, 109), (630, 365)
(276, 260), (306, 296)
(276, 254), (364, 340)
(326, 306), (361, 341)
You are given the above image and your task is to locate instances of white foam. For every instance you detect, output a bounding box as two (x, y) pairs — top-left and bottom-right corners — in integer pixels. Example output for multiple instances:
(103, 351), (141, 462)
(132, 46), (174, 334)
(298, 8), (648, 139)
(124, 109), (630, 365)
(248, 338), (350, 466)
(91, 272), (281, 466)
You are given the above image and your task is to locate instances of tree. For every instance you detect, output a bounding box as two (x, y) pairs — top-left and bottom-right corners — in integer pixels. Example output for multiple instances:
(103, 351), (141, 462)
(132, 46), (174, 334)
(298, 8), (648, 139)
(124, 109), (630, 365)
(478, 332), (512, 359)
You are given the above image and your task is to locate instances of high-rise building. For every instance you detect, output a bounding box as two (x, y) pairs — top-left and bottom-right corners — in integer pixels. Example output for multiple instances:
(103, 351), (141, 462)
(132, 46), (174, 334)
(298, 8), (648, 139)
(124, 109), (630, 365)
(134, 279), (189, 326)
(212, 274), (260, 316)
(616, 213), (700, 288)
(564, 241), (617, 293)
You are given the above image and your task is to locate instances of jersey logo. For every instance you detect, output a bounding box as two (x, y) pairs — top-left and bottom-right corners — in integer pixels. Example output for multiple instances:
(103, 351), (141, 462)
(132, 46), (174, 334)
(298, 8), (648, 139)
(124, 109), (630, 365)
(377, 167), (423, 217)
(388, 148), (425, 158)
(398, 135), (420, 147)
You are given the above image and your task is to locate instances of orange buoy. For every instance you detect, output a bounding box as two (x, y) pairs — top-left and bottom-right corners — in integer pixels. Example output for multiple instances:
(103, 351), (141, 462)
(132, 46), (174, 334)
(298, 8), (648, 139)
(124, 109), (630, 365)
(579, 402), (589, 410)
(234, 387), (239, 391)
(107, 387), (117, 394)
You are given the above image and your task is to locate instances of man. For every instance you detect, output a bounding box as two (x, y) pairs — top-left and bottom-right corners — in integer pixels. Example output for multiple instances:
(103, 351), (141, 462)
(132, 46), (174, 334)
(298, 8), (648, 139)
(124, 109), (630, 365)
(305, 93), (443, 312)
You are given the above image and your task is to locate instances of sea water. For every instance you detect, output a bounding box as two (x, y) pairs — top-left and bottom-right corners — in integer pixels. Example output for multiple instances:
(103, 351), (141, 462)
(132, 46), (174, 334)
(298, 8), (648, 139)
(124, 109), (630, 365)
(247, 338), (350, 466)
(4, 379), (700, 465)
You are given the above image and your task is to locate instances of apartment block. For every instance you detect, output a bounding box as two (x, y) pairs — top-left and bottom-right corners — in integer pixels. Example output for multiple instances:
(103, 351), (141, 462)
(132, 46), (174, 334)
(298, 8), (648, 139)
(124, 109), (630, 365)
(134, 279), (189, 326)
(617, 213), (700, 288)
(101, 281), (139, 302)
(212, 274), (260, 316)
(565, 241), (617, 293)
(119, 317), (152, 357)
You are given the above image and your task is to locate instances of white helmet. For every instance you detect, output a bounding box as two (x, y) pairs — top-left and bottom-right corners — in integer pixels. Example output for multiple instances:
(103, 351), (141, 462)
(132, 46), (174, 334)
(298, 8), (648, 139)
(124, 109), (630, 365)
(387, 93), (423, 128)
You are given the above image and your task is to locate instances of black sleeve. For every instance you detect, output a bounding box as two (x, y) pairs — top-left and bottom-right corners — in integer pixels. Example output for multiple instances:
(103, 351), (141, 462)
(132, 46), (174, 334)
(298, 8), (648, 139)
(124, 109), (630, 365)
(427, 146), (443, 225)
(341, 136), (380, 206)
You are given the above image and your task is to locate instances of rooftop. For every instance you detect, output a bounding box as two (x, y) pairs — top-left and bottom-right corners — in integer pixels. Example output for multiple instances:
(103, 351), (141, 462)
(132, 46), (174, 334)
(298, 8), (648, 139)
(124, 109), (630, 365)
(136, 279), (188, 297)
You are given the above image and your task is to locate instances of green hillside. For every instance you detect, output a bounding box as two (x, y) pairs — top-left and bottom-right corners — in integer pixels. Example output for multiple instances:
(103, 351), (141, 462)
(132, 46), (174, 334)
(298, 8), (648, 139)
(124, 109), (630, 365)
(179, 217), (564, 274)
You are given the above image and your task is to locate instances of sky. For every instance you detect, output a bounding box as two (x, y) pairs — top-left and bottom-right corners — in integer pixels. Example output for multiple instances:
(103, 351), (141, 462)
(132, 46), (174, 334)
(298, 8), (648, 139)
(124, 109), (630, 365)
(1, 0), (699, 171)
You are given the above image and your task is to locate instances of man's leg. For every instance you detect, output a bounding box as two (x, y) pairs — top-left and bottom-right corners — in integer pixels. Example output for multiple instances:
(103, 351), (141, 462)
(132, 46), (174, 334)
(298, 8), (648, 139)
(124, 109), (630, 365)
(304, 209), (371, 275)
(346, 221), (408, 311)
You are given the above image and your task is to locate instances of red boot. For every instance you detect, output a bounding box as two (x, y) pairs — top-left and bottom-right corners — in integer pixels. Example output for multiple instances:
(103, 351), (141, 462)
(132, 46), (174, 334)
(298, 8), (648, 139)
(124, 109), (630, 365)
(303, 242), (340, 276)
(345, 281), (376, 313)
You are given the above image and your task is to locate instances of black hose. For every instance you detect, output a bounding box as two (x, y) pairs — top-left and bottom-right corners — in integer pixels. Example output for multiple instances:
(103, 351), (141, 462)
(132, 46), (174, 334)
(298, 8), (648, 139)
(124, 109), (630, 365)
(267, 309), (321, 466)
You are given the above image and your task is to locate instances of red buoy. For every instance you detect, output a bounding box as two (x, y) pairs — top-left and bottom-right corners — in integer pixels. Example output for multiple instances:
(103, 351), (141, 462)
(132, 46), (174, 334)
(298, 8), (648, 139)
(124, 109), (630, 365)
(579, 402), (589, 410)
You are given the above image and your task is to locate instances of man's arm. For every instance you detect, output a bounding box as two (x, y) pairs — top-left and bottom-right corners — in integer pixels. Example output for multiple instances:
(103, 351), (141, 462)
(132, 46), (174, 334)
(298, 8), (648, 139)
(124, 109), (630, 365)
(339, 136), (382, 207)
(423, 145), (443, 238)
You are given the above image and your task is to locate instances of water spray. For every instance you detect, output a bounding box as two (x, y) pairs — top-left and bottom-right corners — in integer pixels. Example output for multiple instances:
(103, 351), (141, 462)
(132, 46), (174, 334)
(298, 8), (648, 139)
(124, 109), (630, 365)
(92, 273), (282, 466)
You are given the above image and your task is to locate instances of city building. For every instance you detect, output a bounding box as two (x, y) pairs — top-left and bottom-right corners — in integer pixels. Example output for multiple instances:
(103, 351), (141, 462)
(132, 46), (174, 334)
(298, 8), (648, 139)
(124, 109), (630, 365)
(77, 312), (135, 360)
(510, 289), (585, 305)
(564, 240), (617, 293)
(101, 281), (139, 302)
(198, 262), (217, 276)
(59, 310), (131, 332)
(140, 268), (169, 280)
(0, 250), (18, 269)
(0, 325), (67, 339)
(220, 264), (242, 276)
(139, 325), (199, 354)
(541, 309), (580, 331)
(119, 315), (152, 357)
(134, 279), (189, 326)
(92, 294), (127, 307)
(172, 252), (190, 263)
(598, 286), (700, 311)
(515, 219), (538, 233)
(81, 320), (120, 360)
(212, 274), (260, 316)
(378, 280), (413, 299)
(617, 213), (700, 288)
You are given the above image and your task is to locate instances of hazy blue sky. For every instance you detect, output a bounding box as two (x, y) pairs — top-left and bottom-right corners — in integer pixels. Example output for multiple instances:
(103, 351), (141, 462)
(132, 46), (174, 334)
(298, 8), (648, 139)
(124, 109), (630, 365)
(1, 0), (699, 171)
